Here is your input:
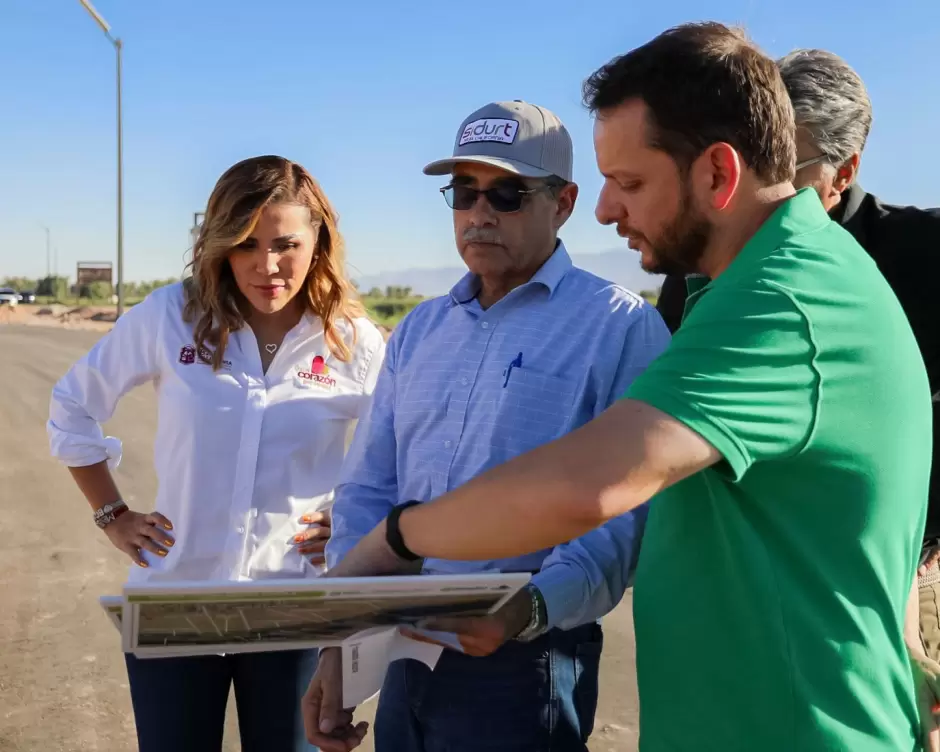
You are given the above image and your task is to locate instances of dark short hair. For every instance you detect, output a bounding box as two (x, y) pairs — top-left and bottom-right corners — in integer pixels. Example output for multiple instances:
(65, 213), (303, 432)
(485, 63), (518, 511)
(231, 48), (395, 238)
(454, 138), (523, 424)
(582, 22), (796, 184)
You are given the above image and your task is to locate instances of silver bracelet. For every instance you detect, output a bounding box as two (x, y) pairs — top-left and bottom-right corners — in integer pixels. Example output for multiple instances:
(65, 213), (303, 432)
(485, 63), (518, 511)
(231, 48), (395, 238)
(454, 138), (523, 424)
(94, 500), (128, 529)
(515, 584), (547, 642)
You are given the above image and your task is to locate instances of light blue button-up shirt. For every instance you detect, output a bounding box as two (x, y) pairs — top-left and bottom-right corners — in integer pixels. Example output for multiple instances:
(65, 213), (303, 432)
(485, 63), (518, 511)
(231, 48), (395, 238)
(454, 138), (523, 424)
(328, 242), (671, 629)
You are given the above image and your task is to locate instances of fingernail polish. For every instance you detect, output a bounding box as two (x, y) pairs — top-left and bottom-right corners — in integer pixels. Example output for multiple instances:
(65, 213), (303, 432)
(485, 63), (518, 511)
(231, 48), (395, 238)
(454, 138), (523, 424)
(301, 515), (312, 523)
(164, 523), (173, 530)
(294, 534), (304, 542)
(138, 561), (148, 567)
(157, 550), (167, 557)
(165, 539), (173, 546)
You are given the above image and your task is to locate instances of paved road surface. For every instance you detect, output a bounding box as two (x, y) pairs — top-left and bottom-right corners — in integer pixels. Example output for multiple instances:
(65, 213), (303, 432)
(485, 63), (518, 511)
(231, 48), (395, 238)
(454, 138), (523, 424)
(0, 324), (639, 751)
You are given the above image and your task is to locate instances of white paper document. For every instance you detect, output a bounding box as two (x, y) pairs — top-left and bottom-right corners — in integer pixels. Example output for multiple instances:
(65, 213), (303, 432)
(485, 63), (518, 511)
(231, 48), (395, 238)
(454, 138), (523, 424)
(339, 626), (450, 707)
(98, 573), (529, 685)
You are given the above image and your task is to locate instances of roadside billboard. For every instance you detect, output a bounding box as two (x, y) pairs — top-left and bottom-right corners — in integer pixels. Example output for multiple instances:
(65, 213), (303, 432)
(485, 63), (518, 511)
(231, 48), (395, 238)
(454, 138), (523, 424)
(76, 262), (113, 286)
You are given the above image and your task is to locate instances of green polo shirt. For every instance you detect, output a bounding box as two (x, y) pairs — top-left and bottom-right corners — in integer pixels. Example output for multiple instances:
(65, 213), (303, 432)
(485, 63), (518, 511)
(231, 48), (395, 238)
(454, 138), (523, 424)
(627, 189), (932, 751)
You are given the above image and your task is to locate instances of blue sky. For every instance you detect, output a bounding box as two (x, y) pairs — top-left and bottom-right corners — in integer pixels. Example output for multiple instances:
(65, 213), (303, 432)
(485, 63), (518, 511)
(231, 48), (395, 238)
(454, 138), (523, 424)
(2, 0), (938, 283)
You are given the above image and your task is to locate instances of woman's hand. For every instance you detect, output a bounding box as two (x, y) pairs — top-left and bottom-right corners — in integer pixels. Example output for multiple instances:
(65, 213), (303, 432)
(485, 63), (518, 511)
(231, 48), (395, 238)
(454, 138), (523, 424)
(103, 511), (175, 567)
(294, 509), (332, 566)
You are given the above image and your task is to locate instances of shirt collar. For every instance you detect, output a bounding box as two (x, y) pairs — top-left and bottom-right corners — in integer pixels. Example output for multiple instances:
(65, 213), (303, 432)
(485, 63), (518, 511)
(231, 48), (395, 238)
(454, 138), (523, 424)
(829, 182), (866, 227)
(300, 309), (326, 333)
(448, 240), (573, 306)
(829, 182), (868, 247)
(681, 188), (830, 320)
(719, 187), (831, 278)
(682, 185), (860, 300)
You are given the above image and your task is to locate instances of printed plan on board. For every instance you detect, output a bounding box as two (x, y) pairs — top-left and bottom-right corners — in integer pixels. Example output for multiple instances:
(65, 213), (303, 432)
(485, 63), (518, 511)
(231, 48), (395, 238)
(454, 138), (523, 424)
(99, 573), (529, 706)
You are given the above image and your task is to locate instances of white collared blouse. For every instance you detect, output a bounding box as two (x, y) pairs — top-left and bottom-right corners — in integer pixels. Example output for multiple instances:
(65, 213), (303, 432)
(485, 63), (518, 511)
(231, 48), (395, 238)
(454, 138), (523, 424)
(48, 282), (386, 584)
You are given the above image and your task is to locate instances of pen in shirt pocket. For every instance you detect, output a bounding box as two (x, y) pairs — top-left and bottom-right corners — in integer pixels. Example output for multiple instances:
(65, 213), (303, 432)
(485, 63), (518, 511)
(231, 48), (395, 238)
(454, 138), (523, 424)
(503, 352), (523, 388)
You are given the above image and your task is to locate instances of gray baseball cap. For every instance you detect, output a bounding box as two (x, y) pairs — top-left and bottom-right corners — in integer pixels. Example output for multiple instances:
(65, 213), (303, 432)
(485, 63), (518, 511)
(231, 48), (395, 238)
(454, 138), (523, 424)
(423, 100), (572, 182)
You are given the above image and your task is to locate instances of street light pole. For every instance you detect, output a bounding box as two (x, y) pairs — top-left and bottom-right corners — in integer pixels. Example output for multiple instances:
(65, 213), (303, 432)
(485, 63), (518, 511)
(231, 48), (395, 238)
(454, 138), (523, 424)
(43, 225), (51, 277)
(78, 0), (124, 317)
(115, 37), (124, 317)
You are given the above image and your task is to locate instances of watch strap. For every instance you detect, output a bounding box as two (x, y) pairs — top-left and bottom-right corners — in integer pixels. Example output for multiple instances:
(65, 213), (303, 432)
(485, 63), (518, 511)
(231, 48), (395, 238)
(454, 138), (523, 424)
(515, 583), (548, 642)
(386, 500), (422, 562)
(94, 500), (128, 529)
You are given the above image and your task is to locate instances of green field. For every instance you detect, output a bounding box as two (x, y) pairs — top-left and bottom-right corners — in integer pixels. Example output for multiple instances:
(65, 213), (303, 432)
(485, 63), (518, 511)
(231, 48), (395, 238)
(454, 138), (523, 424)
(23, 291), (656, 330)
(31, 295), (144, 307)
(27, 293), (422, 329)
(362, 295), (422, 327)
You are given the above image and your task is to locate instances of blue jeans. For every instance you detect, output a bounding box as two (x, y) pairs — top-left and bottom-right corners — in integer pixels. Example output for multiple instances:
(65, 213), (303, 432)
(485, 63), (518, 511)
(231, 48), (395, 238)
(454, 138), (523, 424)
(124, 649), (319, 752)
(374, 622), (602, 752)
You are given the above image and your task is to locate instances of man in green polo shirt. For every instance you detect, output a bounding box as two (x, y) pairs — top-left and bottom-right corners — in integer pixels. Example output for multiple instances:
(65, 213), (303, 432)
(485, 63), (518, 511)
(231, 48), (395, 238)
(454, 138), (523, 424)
(301, 22), (933, 752)
(621, 183), (929, 749)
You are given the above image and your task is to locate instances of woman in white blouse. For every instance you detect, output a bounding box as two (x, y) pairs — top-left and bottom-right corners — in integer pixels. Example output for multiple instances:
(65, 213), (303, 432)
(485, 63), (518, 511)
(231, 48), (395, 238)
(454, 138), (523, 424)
(47, 155), (385, 752)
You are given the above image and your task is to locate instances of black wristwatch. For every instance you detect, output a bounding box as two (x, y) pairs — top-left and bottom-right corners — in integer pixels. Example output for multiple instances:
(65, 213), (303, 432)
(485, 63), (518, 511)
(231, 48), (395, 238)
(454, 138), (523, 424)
(514, 583), (548, 642)
(386, 500), (422, 561)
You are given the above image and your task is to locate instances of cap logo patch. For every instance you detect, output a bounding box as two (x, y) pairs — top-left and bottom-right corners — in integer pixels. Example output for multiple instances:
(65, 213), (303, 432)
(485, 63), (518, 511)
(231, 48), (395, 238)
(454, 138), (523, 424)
(458, 118), (519, 146)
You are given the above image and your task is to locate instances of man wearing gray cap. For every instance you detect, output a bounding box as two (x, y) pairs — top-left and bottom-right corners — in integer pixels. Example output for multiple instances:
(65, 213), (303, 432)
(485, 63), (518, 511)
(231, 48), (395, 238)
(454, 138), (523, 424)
(302, 100), (670, 751)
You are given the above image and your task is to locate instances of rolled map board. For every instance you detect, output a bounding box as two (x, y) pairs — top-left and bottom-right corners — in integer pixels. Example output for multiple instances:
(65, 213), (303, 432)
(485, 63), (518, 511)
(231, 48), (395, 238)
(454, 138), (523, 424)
(100, 572), (529, 658)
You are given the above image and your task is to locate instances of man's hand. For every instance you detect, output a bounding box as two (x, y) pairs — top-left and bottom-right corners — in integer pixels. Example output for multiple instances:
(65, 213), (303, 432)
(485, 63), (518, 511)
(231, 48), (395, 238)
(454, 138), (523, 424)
(301, 647), (368, 751)
(400, 588), (533, 657)
(910, 650), (940, 752)
(905, 576), (940, 750)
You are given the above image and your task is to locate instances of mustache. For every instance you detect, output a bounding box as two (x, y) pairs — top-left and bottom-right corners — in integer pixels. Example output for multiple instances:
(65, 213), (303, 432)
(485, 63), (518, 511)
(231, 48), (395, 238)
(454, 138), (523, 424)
(462, 227), (504, 245)
(617, 224), (645, 242)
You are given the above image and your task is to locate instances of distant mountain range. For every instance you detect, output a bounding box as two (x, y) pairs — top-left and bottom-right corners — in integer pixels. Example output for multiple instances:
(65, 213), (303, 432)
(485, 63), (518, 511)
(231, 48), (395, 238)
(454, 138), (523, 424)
(354, 249), (663, 298)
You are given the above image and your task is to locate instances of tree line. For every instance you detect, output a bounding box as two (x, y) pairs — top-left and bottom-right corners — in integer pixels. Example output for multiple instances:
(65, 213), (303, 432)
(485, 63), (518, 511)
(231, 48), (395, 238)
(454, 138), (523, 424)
(2, 276), (416, 302)
(363, 286), (416, 299)
(0, 276), (179, 300)
(2, 274), (657, 312)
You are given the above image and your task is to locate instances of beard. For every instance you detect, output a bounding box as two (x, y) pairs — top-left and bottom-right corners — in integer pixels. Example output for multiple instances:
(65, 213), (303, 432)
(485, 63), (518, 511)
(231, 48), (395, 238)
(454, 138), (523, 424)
(636, 186), (713, 277)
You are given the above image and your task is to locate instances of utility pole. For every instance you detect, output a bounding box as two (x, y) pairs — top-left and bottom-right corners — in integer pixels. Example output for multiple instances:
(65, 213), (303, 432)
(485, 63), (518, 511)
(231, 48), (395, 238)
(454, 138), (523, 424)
(44, 226), (51, 277)
(78, 0), (124, 317)
(115, 36), (124, 317)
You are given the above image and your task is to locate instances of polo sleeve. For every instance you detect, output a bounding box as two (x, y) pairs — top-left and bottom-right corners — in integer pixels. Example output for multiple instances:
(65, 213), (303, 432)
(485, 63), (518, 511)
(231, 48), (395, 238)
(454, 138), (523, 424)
(626, 284), (819, 481)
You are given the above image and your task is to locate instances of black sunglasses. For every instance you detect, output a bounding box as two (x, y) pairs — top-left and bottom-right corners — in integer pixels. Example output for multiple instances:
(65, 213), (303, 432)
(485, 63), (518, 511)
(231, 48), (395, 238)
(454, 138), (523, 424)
(440, 180), (544, 213)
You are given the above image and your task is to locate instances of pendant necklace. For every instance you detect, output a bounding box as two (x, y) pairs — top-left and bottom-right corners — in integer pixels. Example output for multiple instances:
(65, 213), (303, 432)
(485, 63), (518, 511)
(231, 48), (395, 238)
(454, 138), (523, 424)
(264, 343), (278, 354)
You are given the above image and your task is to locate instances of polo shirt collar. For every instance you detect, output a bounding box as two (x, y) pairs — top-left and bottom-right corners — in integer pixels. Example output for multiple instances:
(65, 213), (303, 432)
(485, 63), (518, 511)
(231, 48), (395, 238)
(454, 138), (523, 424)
(728, 187), (831, 272)
(448, 240), (573, 306)
(683, 187), (831, 316)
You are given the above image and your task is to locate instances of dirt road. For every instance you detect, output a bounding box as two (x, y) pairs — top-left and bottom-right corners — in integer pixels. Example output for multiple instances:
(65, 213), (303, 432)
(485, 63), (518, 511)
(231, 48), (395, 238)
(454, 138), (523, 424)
(0, 324), (639, 751)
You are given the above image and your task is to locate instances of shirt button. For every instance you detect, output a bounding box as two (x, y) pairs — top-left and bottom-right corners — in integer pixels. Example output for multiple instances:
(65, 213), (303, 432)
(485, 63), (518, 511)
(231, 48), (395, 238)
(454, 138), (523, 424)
(481, 321), (489, 329)
(236, 526), (245, 534)
(444, 440), (452, 448)
(461, 377), (469, 386)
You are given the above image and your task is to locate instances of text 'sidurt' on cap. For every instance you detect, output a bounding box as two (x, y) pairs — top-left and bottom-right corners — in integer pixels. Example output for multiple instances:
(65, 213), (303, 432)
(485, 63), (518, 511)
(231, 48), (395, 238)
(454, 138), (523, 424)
(423, 100), (573, 182)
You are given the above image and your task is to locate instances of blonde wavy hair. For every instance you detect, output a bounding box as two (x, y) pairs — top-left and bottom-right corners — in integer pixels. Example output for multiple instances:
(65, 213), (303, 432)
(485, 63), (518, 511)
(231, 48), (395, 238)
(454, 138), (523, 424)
(183, 155), (364, 371)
